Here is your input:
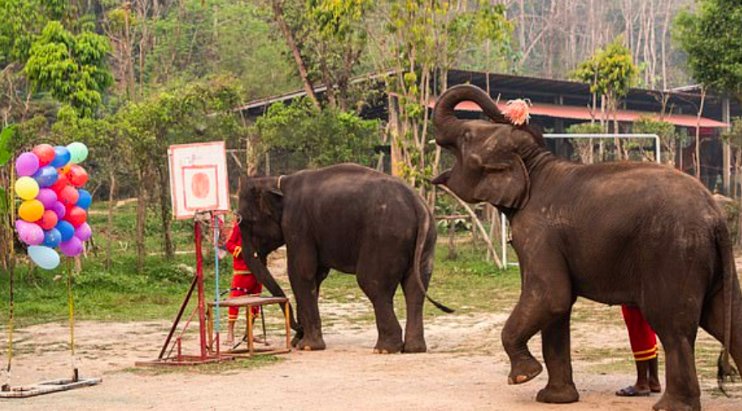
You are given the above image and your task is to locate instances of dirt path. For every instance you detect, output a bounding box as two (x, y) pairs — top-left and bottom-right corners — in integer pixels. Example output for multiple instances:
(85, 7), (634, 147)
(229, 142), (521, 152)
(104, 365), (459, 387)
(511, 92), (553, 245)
(3, 308), (740, 411)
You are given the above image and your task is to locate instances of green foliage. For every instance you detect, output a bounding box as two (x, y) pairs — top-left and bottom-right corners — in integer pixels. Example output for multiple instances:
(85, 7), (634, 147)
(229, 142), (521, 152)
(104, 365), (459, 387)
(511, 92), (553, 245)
(723, 117), (742, 148)
(254, 98), (380, 168)
(573, 37), (639, 100)
(675, 0), (742, 98)
(0, 0), (66, 64)
(566, 122), (603, 134)
(24, 21), (113, 117)
(633, 116), (683, 144)
(0, 124), (14, 166)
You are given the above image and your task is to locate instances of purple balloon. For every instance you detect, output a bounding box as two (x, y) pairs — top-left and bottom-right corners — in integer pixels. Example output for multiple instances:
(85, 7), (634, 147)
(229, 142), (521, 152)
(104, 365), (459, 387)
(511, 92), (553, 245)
(15, 152), (40, 177)
(36, 188), (58, 209)
(74, 222), (92, 242)
(51, 201), (66, 220)
(59, 237), (83, 257)
(16, 220), (44, 246)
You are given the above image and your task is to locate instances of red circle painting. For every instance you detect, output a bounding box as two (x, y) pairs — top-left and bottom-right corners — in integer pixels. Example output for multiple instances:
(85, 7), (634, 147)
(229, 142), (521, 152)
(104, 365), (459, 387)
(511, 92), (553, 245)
(191, 172), (211, 199)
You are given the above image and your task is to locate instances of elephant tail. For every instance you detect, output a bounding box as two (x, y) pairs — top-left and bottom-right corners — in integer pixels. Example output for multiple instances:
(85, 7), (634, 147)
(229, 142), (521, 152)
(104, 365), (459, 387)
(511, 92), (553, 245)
(715, 223), (737, 395)
(411, 194), (454, 314)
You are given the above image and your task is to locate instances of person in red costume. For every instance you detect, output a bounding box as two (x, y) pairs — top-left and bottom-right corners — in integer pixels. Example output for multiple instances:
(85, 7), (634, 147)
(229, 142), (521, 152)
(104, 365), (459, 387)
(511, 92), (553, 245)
(224, 220), (263, 346)
(616, 305), (662, 397)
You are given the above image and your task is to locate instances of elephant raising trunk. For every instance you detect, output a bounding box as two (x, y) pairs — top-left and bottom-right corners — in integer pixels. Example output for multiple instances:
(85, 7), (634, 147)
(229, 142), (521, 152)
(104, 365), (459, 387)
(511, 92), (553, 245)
(433, 85), (508, 147)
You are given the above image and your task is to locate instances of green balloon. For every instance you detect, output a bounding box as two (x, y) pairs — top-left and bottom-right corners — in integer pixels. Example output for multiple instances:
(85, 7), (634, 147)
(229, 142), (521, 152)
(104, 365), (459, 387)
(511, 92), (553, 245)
(67, 142), (88, 164)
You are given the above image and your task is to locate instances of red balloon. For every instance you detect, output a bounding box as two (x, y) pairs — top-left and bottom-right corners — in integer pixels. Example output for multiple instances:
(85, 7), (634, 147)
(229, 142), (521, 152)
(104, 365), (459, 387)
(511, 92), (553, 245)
(39, 210), (59, 230)
(59, 185), (79, 206)
(66, 206), (87, 228)
(68, 165), (89, 187)
(33, 144), (55, 167)
(51, 174), (70, 193)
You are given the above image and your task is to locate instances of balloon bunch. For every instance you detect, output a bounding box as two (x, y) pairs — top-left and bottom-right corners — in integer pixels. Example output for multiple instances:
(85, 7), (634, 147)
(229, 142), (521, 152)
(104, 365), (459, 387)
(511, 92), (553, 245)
(14, 142), (92, 270)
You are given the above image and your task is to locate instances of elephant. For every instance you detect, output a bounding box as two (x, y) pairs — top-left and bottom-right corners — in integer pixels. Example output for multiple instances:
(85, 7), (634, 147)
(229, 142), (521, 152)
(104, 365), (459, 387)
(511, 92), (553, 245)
(236, 163), (451, 354)
(430, 84), (741, 411)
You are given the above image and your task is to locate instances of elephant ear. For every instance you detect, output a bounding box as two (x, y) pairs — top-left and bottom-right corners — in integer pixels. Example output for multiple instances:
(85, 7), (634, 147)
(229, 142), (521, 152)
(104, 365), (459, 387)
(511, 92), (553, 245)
(472, 152), (530, 209)
(258, 188), (283, 219)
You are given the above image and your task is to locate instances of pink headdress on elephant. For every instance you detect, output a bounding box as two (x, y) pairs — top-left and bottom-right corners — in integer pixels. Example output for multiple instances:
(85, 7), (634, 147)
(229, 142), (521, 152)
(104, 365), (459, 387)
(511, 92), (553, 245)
(502, 99), (531, 126)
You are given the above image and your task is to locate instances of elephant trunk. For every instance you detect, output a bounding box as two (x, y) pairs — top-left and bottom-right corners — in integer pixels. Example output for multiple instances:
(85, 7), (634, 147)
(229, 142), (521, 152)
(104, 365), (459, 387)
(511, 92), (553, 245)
(433, 85), (507, 147)
(238, 226), (302, 335)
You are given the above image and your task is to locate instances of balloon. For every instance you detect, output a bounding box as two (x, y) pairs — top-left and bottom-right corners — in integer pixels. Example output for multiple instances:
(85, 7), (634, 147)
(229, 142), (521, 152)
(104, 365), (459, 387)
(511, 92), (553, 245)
(33, 165), (59, 188)
(76, 189), (92, 209)
(43, 228), (62, 248)
(28, 246), (61, 270)
(59, 185), (79, 207)
(50, 173), (69, 193)
(67, 142), (88, 164)
(19, 199), (44, 222)
(39, 210), (59, 230)
(15, 220), (44, 245)
(74, 223), (92, 242)
(36, 188), (58, 209)
(66, 206), (87, 227)
(51, 201), (66, 220)
(51, 146), (71, 168)
(68, 165), (88, 188)
(15, 152), (40, 177)
(56, 220), (75, 242)
(33, 144), (56, 167)
(14, 176), (39, 200)
(59, 237), (83, 257)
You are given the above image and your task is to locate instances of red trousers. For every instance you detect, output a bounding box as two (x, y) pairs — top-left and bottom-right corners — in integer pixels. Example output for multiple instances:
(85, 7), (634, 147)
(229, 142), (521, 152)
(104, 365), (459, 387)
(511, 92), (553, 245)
(228, 272), (262, 320)
(621, 305), (658, 361)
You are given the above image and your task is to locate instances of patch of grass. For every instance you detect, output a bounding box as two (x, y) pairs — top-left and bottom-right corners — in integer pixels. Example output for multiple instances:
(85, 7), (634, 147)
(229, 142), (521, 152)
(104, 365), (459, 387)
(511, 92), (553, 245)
(122, 355), (281, 376)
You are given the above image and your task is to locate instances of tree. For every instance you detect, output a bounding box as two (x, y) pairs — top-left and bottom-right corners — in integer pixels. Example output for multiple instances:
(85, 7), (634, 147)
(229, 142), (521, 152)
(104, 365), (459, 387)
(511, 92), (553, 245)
(632, 116), (685, 166)
(573, 37), (639, 159)
(253, 98), (380, 169)
(565, 122), (603, 164)
(25, 21), (112, 117)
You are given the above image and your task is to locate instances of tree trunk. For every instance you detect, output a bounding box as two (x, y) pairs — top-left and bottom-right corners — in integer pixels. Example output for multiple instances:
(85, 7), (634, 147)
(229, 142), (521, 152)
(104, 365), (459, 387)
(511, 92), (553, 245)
(136, 172), (147, 273)
(695, 87), (707, 180)
(158, 166), (174, 259)
(271, 0), (320, 109)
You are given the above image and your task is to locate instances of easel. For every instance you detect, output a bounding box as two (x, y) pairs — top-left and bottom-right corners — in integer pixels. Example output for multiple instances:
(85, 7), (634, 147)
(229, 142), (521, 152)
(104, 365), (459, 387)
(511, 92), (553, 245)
(136, 212), (233, 367)
(1, 163), (101, 399)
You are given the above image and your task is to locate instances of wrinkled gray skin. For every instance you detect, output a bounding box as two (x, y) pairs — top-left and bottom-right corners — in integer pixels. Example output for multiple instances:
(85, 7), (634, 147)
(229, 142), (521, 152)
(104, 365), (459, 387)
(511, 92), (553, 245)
(431, 85), (742, 411)
(237, 164), (447, 353)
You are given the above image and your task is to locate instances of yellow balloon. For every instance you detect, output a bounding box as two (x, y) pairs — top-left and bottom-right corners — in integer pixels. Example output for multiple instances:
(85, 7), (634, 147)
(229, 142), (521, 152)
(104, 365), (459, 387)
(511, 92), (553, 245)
(14, 176), (39, 200)
(19, 199), (44, 222)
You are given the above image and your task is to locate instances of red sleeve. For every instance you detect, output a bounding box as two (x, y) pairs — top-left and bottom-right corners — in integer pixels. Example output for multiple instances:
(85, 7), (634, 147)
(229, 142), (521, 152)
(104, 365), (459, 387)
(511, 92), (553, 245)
(225, 223), (242, 258)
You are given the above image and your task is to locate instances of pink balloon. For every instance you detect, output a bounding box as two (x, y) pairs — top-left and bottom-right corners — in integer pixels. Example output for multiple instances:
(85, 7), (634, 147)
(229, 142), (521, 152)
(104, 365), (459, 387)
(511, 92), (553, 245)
(74, 222), (92, 242)
(16, 220), (44, 246)
(15, 152), (40, 177)
(36, 188), (58, 209)
(59, 237), (83, 257)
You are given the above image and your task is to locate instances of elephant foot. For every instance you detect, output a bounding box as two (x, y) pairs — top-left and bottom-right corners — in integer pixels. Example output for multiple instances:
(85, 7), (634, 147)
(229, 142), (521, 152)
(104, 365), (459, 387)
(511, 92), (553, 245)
(402, 339), (427, 353)
(293, 336), (326, 351)
(536, 383), (579, 404)
(373, 339), (403, 354)
(652, 394), (700, 411)
(508, 356), (543, 385)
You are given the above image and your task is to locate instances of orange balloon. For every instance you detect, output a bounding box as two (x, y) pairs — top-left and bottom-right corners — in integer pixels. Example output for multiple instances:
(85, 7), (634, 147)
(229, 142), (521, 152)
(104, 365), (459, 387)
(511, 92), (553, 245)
(19, 199), (44, 222)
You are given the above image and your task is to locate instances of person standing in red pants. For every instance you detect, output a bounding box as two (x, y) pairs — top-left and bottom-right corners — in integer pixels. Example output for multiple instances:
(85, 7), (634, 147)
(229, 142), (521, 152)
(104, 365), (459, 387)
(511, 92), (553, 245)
(224, 220), (262, 346)
(616, 305), (662, 397)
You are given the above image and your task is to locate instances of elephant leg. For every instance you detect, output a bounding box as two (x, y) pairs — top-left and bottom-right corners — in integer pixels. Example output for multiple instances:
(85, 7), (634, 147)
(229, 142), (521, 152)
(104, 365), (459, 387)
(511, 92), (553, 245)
(502, 264), (572, 386)
(357, 272), (403, 354)
(700, 280), (742, 374)
(287, 245), (325, 351)
(650, 332), (700, 411)
(400, 267), (427, 353)
(536, 308), (579, 404)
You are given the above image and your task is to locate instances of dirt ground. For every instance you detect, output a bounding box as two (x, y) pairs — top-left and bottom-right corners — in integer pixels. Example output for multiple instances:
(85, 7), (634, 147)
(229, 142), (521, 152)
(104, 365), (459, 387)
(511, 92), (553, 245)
(2, 256), (742, 410)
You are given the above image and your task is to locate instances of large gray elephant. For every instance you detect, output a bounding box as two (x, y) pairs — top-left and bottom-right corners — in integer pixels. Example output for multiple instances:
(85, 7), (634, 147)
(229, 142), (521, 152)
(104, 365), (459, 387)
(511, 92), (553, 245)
(236, 163), (451, 353)
(431, 85), (741, 411)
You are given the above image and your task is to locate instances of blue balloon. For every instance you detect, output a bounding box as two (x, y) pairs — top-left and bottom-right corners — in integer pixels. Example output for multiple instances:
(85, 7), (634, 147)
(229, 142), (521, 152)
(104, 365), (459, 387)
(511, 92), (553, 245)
(51, 146), (71, 168)
(56, 220), (75, 242)
(28, 246), (60, 270)
(77, 189), (92, 209)
(33, 165), (59, 188)
(43, 228), (62, 248)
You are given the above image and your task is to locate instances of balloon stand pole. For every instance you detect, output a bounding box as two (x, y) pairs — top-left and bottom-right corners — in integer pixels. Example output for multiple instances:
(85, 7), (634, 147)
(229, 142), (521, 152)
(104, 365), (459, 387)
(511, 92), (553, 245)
(0, 260), (101, 398)
(136, 215), (233, 367)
